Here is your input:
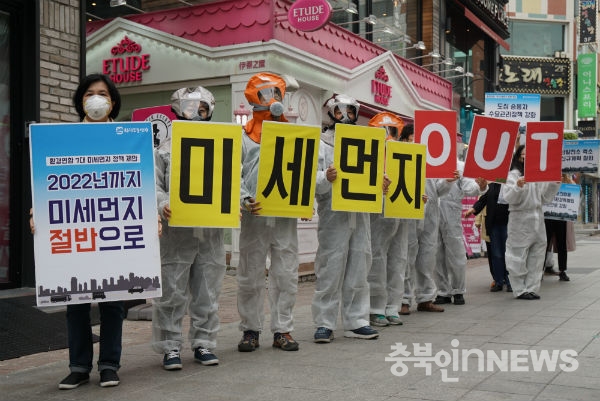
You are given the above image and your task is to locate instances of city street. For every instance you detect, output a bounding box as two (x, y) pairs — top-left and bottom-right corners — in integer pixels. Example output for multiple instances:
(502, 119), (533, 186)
(1, 232), (600, 401)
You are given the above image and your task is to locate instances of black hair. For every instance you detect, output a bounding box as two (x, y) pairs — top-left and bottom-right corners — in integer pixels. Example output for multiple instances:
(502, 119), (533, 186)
(399, 123), (414, 141)
(73, 74), (121, 121)
(510, 144), (525, 175)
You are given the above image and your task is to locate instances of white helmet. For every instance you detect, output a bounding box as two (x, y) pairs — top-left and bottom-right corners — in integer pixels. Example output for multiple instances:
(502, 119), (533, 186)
(326, 94), (359, 125)
(171, 86), (215, 121)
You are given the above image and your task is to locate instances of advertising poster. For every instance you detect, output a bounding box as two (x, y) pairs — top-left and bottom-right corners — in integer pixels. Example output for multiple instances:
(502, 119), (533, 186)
(169, 120), (242, 228)
(256, 121), (321, 218)
(462, 196), (481, 256)
(543, 183), (581, 221)
(131, 105), (176, 149)
(29, 122), (161, 306)
(331, 124), (385, 213)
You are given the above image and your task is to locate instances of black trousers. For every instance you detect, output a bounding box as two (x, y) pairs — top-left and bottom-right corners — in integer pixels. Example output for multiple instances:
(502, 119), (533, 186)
(545, 219), (567, 272)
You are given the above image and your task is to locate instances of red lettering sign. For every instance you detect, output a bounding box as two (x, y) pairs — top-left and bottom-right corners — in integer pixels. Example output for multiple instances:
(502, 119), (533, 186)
(463, 115), (519, 183)
(372, 67), (392, 106)
(102, 36), (150, 84)
(525, 121), (564, 182)
(414, 110), (457, 178)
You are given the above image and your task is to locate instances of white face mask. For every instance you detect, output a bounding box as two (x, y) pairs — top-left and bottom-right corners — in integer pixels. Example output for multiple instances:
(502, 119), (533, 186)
(84, 95), (111, 120)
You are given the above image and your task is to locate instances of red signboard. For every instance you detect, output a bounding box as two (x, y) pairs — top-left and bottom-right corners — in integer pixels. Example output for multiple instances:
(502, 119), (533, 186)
(414, 110), (457, 178)
(463, 115), (519, 183)
(524, 121), (564, 182)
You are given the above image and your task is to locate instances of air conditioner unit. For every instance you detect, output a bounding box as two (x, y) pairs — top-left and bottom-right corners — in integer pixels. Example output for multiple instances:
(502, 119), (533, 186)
(110, 0), (127, 7)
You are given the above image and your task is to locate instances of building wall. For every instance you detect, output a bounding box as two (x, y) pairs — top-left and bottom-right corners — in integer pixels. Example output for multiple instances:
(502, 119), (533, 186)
(39, 0), (80, 123)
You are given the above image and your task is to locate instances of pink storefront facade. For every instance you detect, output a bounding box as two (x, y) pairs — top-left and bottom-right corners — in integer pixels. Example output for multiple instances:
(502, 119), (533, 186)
(85, 0), (453, 271)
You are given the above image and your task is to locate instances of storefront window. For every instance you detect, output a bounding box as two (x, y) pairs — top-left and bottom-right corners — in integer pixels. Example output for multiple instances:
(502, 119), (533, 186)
(0, 12), (10, 283)
(501, 21), (565, 58)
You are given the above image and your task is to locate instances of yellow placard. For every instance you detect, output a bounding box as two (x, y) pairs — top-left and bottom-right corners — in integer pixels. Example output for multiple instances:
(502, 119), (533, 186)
(384, 141), (426, 219)
(255, 121), (321, 218)
(331, 124), (386, 213)
(169, 120), (242, 228)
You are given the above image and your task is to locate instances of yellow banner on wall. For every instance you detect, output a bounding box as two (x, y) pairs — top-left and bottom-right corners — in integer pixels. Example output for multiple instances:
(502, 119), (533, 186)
(331, 124), (386, 213)
(169, 121), (242, 228)
(255, 121), (321, 218)
(384, 141), (427, 219)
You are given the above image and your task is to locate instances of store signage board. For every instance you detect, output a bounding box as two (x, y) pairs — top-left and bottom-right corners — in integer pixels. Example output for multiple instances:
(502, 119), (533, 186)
(287, 0), (332, 32)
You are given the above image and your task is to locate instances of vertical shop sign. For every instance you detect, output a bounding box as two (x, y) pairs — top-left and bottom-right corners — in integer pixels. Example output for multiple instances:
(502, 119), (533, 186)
(577, 53), (597, 119)
(579, 1), (597, 44)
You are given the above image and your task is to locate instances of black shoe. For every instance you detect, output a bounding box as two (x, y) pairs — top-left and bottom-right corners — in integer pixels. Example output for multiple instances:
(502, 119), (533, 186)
(529, 292), (540, 300)
(58, 372), (89, 390)
(506, 285), (513, 293)
(433, 295), (452, 304)
(453, 294), (465, 305)
(490, 284), (503, 292)
(238, 330), (260, 352)
(559, 272), (570, 281)
(99, 369), (120, 387)
(544, 267), (559, 276)
(517, 292), (534, 300)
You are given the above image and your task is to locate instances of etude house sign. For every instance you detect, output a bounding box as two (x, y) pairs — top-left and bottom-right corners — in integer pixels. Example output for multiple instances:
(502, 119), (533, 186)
(372, 66), (392, 106)
(287, 0), (332, 32)
(102, 36), (151, 84)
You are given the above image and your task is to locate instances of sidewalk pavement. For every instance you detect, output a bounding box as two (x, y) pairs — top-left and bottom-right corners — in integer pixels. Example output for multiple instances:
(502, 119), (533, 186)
(2, 234), (600, 401)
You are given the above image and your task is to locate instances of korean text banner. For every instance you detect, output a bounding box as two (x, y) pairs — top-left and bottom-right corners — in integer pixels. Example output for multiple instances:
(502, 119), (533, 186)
(169, 121), (242, 228)
(577, 53), (597, 119)
(543, 183), (581, 221)
(525, 121), (564, 182)
(562, 139), (600, 174)
(29, 122), (161, 307)
(384, 141), (426, 219)
(256, 121), (320, 218)
(332, 124), (385, 213)
(484, 93), (541, 128)
(463, 115), (519, 183)
(414, 110), (456, 178)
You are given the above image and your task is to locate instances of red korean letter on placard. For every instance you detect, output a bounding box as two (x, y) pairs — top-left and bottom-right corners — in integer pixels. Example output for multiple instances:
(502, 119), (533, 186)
(524, 121), (564, 182)
(463, 115), (519, 183)
(414, 110), (456, 178)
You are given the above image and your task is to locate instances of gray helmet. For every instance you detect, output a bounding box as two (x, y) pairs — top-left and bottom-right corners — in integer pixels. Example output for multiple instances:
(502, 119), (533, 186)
(326, 94), (359, 125)
(170, 86), (215, 121)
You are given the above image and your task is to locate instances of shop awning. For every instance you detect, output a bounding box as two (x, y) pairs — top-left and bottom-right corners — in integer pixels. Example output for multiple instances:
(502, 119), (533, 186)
(464, 8), (510, 51)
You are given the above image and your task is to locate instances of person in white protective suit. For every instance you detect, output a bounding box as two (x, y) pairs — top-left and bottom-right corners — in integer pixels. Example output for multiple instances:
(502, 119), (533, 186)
(407, 147), (458, 312)
(236, 73), (300, 352)
(501, 145), (560, 300)
(152, 86), (226, 370)
(366, 112), (408, 327)
(398, 124), (421, 316)
(312, 94), (380, 343)
(433, 159), (488, 306)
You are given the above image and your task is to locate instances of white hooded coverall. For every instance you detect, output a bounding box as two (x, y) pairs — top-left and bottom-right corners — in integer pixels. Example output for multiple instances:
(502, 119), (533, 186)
(501, 169), (560, 297)
(435, 160), (486, 297)
(237, 133), (299, 334)
(311, 129), (372, 331)
(151, 149), (226, 353)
